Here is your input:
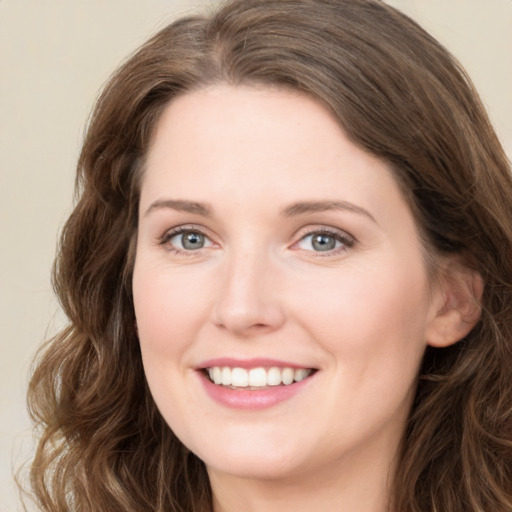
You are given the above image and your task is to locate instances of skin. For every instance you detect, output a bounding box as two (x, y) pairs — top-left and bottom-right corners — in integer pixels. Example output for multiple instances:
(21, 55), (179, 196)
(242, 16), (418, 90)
(132, 85), (472, 512)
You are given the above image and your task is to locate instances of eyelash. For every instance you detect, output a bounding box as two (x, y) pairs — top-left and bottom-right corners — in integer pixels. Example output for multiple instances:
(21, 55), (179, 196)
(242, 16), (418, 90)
(293, 227), (355, 256)
(158, 225), (355, 256)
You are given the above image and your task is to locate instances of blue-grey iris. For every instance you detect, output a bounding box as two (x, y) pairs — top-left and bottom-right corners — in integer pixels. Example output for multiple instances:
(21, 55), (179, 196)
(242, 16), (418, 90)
(182, 232), (205, 250)
(312, 233), (336, 251)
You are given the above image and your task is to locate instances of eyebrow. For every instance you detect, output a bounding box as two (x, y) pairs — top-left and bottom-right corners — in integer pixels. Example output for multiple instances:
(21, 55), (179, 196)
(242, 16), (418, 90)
(144, 198), (376, 223)
(280, 200), (376, 223)
(144, 199), (212, 217)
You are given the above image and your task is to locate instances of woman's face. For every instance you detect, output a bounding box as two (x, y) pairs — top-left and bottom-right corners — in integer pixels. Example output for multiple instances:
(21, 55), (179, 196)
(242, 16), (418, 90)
(133, 85), (444, 484)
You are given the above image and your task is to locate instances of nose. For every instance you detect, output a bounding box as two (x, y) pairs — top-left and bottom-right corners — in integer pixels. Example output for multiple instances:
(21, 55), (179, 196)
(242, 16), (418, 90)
(211, 248), (286, 337)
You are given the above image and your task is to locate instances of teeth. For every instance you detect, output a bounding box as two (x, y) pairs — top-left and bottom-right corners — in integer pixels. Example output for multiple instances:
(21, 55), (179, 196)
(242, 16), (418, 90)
(294, 368), (309, 382)
(248, 367), (267, 387)
(212, 367), (222, 385)
(281, 367), (294, 385)
(206, 366), (313, 388)
(267, 367), (282, 386)
(221, 367), (232, 386)
(231, 367), (249, 387)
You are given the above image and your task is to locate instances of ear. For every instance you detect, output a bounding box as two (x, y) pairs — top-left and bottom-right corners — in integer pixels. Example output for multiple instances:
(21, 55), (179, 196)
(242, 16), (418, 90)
(425, 261), (484, 348)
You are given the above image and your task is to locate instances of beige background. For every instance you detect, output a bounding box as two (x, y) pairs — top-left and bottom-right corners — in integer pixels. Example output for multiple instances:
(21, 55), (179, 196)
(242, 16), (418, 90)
(1, 1), (511, 509)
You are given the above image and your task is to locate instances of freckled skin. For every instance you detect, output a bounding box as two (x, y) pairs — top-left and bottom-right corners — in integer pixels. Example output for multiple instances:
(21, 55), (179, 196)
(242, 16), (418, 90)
(133, 85), (446, 511)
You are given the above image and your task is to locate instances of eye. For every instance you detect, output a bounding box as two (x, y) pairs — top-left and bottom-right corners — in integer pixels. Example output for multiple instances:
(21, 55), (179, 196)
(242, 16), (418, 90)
(161, 227), (214, 252)
(295, 229), (354, 253)
(173, 231), (206, 250)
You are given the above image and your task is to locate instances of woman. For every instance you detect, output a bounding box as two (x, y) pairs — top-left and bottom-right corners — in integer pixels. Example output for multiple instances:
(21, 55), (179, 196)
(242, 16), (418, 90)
(27, 0), (512, 510)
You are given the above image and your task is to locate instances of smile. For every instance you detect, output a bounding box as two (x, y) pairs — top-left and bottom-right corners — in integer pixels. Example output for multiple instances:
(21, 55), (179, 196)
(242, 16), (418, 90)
(206, 366), (314, 388)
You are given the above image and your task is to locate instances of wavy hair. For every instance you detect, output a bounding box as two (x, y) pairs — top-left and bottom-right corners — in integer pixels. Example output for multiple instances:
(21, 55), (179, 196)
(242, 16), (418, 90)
(26, 0), (512, 510)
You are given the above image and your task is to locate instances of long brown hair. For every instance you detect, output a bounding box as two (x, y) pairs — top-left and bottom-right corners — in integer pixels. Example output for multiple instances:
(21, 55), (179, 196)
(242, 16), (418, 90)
(26, 0), (512, 510)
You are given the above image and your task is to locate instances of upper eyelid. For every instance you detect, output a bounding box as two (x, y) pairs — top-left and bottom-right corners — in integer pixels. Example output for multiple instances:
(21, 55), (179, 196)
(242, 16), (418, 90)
(161, 224), (212, 237)
(292, 225), (355, 242)
(157, 223), (355, 248)
(158, 224), (216, 246)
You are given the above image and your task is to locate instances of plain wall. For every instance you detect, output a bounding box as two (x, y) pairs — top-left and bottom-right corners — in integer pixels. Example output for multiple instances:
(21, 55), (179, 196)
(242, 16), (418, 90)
(1, 1), (511, 510)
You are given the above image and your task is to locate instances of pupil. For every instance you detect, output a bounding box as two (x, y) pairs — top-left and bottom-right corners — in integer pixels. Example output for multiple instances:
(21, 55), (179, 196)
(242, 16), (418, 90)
(182, 232), (204, 250)
(312, 234), (335, 251)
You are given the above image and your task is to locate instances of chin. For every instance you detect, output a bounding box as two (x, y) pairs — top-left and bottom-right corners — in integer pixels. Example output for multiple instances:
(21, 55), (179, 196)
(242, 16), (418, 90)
(205, 453), (307, 482)
(191, 432), (312, 481)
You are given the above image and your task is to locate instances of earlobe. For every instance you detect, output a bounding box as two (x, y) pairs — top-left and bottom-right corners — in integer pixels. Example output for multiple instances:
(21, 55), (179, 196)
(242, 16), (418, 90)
(426, 263), (484, 348)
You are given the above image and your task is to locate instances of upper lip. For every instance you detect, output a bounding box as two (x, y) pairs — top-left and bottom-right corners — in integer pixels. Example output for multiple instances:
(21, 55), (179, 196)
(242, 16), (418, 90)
(197, 357), (316, 370)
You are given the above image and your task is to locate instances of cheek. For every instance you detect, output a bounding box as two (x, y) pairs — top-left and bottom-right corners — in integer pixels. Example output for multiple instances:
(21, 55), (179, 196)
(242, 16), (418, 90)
(291, 260), (430, 437)
(291, 256), (430, 370)
(132, 261), (212, 424)
(132, 261), (213, 360)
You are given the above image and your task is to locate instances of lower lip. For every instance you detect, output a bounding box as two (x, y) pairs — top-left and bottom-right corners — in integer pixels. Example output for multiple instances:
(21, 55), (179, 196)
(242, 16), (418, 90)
(198, 371), (315, 410)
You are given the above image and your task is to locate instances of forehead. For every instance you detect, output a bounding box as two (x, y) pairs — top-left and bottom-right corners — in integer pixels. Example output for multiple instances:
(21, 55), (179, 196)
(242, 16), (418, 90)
(141, 85), (399, 207)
